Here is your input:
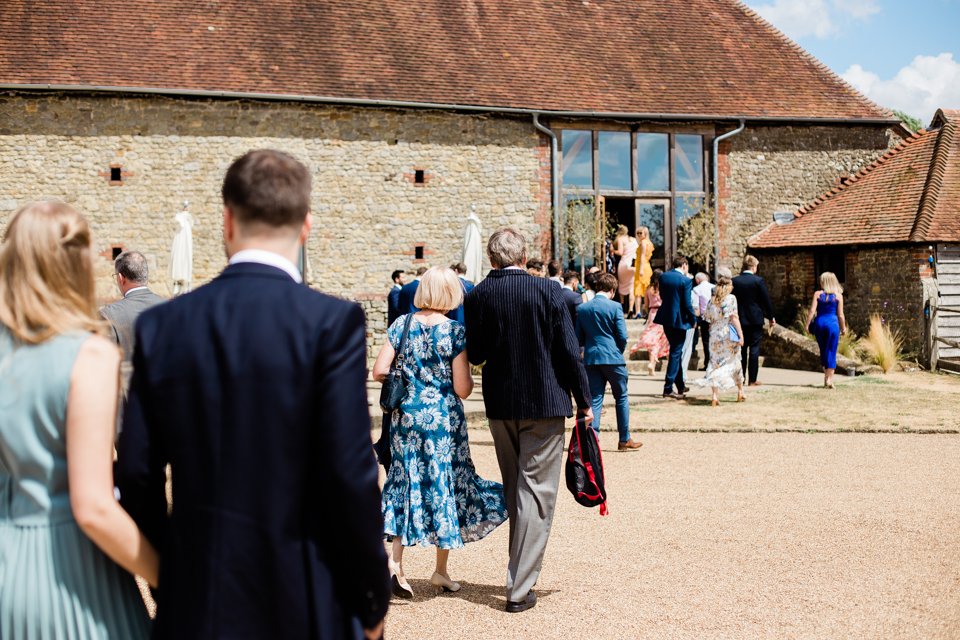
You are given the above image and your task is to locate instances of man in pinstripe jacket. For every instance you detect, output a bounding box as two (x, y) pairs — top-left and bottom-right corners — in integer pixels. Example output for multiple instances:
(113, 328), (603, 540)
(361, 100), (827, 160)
(464, 228), (592, 614)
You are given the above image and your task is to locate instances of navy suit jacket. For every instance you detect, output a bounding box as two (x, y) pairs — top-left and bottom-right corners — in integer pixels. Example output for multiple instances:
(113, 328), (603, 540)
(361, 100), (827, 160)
(732, 271), (775, 327)
(561, 286), (582, 326)
(387, 284), (402, 326)
(116, 263), (389, 639)
(397, 279), (420, 314)
(446, 277), (474, 324)
(464, 268), (590, 420)
(576, 294), (627, 365)
(653, 270), (696, 331)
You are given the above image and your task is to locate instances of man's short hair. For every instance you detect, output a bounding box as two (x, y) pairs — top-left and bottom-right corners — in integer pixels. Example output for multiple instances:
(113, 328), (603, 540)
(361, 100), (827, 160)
(547, 260), (561, 278)
(584, 270), (599, 290)
(115, 251), (149, 284)
(526, 258), (544, 272)
(487, 228), (527, 268)
(671, 255), (689, 269)
(222, 149), (311, 229)
(742, 254), (759, 271)
(450, 262), (467, 275)
(595, 273), (618, 293)
(562, 270), (579, 285)
(415, 265), (429, 276)
(391, 269), (404, 283)
(695, 272), (710, 284)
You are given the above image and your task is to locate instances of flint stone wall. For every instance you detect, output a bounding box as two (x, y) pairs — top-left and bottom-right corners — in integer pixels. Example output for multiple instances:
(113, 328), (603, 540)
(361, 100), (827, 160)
(0, 93), (550, 358)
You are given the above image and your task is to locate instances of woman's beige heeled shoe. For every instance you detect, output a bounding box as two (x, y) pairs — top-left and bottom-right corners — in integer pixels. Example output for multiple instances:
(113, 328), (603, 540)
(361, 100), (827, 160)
(389, 561), (414, 599)
(647, 361), (656, 376)
(430, 572), (461, 593)
(711, 398), (719, 407)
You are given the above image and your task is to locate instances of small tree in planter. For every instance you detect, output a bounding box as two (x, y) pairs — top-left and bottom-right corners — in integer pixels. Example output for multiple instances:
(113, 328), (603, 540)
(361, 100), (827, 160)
(676, 196), (714, 274)
(565, 195), (598, 282)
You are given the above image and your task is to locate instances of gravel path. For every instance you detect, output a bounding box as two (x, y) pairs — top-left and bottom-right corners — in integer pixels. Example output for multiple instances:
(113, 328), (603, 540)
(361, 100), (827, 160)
(384, 430), (960, 639)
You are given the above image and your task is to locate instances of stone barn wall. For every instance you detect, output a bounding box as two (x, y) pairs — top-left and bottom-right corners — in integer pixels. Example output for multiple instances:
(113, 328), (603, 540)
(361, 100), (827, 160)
(0, 93), (550, 358)
(718, 125), (900, 268)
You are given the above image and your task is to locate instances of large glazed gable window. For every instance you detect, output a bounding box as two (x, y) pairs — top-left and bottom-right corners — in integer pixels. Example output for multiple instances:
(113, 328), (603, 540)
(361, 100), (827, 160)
(598, 131), (631, 191)
(636, 133), (669, 192)
(561, 130), (593, 188)
(675, 134), (704, 192)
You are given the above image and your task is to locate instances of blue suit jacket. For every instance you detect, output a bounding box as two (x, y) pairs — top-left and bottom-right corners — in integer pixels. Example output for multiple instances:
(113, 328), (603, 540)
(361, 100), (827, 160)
(446, 277), (474, 324)
(116, 263), (389, 639)
(387, 284), (402, 325)
(561, 286), (583, 326)
(397, 278), (420, 314)
(653, 270), (696, 331)
(576, 294), (627, 365)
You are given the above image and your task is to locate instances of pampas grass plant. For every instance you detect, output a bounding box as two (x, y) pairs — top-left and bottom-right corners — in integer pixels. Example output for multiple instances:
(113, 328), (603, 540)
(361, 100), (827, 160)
(838, 330), (861, 360)
(859, 314), (902, 373)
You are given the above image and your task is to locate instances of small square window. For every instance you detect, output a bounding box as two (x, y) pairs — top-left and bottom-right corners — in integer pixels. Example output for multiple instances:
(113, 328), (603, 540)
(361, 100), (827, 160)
(414, 246), (424, 260)
(110, 167), (122, 182)
(111, 246), (123, 260)
(414, 169), (425, 184)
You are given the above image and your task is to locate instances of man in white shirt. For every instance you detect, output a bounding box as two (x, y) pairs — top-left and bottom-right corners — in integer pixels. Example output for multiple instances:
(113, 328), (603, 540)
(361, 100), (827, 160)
(692, 272), (715, 369)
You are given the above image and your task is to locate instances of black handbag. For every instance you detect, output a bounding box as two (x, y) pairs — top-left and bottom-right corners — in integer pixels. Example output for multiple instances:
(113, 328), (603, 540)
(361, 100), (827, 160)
(379, 313), (414, 412)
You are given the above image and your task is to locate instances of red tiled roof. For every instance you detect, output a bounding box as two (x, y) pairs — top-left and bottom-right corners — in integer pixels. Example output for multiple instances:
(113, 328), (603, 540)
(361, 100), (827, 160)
(750, 109), (960, 248)
(0, 0), (893, 121)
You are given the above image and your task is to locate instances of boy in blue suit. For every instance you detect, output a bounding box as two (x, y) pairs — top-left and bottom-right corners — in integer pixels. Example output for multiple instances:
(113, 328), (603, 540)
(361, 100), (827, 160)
(576, 273), (642, 450)
(653, 256), (697, 399)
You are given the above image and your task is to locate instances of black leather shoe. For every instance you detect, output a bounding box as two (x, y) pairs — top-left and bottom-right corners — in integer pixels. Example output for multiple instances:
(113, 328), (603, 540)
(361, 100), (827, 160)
(681, 386), (691, 393)
(662, 392), (686, 400)
(505, 591), (537, 613)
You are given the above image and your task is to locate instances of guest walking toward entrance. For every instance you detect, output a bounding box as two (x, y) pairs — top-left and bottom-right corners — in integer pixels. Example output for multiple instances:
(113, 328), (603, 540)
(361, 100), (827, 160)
(695, 274), (745, 406)
(374, 267), (506, 599)
(805, 272), (846, 389)
(632, 226), (654, 318)
(613, 225), (639, 316)
(733, 255), (776, 386)
(577, 273), (642, 450)
(630, 269), (670, 375)
(464, 228), (592, 614)
(653, 256), (697, 399)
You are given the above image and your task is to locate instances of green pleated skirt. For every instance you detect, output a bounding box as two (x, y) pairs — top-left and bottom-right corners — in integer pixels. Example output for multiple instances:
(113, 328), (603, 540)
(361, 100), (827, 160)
(0, 518), (150, 640)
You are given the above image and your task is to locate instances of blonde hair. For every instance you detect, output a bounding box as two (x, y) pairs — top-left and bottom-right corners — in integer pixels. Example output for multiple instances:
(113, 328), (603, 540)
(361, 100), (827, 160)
(615, 224), (628, 237)
(636, 226), (649, 240)
(413, 266), (464, 312)
(712, 275), (733, 307)
(820, 271), (843, 295)
(0, 201), (103, 344)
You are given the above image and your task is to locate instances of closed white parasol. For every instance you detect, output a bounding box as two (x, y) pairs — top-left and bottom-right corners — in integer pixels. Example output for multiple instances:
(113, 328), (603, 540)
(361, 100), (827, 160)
(170, 204), (195, 295)
(462, 211), (483, 283)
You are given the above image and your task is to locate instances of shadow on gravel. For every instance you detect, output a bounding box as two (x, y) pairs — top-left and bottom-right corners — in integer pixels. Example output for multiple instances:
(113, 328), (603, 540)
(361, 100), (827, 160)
(405, 580), (557, 611)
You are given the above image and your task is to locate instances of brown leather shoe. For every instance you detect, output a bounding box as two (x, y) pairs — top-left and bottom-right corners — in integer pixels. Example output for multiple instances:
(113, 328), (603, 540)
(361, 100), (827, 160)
(662, 392), (686, 400)
(748, 381), (762, 387)
(618, 439), (643, 451)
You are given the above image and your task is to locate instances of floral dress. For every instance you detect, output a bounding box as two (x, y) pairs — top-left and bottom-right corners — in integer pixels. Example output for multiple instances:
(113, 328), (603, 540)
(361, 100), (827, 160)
(696, 294), (743, 390)
(630, 289), (670, 359)
(381, 315), (507, 549)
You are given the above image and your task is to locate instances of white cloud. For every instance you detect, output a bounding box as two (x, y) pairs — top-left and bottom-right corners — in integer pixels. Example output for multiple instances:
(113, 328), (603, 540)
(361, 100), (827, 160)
(751, 0), (880, 40)
(842, 53), (960, 124)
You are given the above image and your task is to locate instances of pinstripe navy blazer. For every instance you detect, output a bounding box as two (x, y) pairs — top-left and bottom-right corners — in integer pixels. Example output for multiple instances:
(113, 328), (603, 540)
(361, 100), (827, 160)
(464, 268), (590, 420)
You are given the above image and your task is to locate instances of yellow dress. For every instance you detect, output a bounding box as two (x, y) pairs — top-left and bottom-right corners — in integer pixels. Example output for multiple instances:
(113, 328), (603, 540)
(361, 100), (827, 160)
(633, 239), (654, 298)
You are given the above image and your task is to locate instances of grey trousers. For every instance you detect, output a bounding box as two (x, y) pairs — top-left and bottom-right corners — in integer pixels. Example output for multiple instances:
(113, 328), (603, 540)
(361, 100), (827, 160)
(488, 417), (566, 602)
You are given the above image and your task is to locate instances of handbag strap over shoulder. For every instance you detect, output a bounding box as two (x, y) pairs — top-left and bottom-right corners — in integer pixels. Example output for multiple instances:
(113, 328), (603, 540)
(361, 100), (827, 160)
(392, 313), (415, 370)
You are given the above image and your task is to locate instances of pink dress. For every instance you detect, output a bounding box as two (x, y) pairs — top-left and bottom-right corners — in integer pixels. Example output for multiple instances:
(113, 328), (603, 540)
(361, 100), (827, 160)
(616, 237), (639, 296)
(630, 290), (670, 359)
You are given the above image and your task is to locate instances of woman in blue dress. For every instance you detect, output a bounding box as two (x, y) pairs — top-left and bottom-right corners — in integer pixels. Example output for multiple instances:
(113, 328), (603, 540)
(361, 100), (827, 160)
(805, 271), (847, 389)
(0, 202), (157, 639)
(372, 267), (507, 599)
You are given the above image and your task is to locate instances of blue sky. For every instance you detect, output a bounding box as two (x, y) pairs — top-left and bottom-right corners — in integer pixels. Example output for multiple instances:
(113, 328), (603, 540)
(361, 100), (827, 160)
(742, 0), (960, 123)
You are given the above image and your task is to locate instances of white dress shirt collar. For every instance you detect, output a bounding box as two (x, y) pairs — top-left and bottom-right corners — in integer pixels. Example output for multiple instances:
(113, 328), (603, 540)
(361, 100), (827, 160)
(123, 286), (149, 297)
(229, 249), (302, 283)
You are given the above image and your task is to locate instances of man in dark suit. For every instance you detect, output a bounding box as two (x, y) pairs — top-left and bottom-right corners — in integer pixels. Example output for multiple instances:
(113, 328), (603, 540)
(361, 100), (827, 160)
(397, 265), (428, 314)
(653, 256), (697, 399)
(446, 262), (475, 324)
(387, 268), (406, 326)
(733, 254), (776, 386)
(116, 150), (388, 640)
(560, 270), (583, 325)
(576, 273), (642, 450)
(464, 228), (591, 614)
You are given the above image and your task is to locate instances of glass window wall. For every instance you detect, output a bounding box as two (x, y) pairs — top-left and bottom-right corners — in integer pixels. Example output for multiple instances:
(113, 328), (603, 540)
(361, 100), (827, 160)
(597, 131), (631, 191)
(561, 130), (593, 188)
(636, 133), (670, 192)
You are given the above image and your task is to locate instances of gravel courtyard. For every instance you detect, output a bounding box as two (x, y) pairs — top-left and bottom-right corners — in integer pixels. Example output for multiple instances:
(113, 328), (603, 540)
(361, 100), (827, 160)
(383, 374), (960, 639)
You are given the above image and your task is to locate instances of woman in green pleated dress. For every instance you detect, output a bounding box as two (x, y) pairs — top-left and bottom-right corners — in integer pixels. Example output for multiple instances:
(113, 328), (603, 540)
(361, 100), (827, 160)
(0, 202), (158, 639)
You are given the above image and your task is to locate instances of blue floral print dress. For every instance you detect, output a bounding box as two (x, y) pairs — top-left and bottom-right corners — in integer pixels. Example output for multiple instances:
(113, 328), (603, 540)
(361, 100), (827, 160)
(381, 315), (507, 549)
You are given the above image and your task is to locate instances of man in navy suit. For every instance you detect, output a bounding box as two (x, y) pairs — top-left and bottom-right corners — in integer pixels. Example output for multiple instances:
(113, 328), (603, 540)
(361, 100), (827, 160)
(397, 265), (428, 314)
(387, 269), (406, 326)
(117, 150), (388, 640)
(560, 270), (583, 325)
(446, 262), (475, 324)
(576, 273), (642, 450)
(653, 256), (697, 399)
(733, 255), (777, 385)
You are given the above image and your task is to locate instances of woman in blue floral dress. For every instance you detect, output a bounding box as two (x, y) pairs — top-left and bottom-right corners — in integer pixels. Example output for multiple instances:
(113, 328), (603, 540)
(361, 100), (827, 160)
(372, 267), (507, 598)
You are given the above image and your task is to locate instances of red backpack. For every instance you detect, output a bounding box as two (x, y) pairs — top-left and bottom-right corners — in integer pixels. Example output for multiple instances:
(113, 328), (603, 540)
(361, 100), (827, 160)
(565, 417), (609, 516)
